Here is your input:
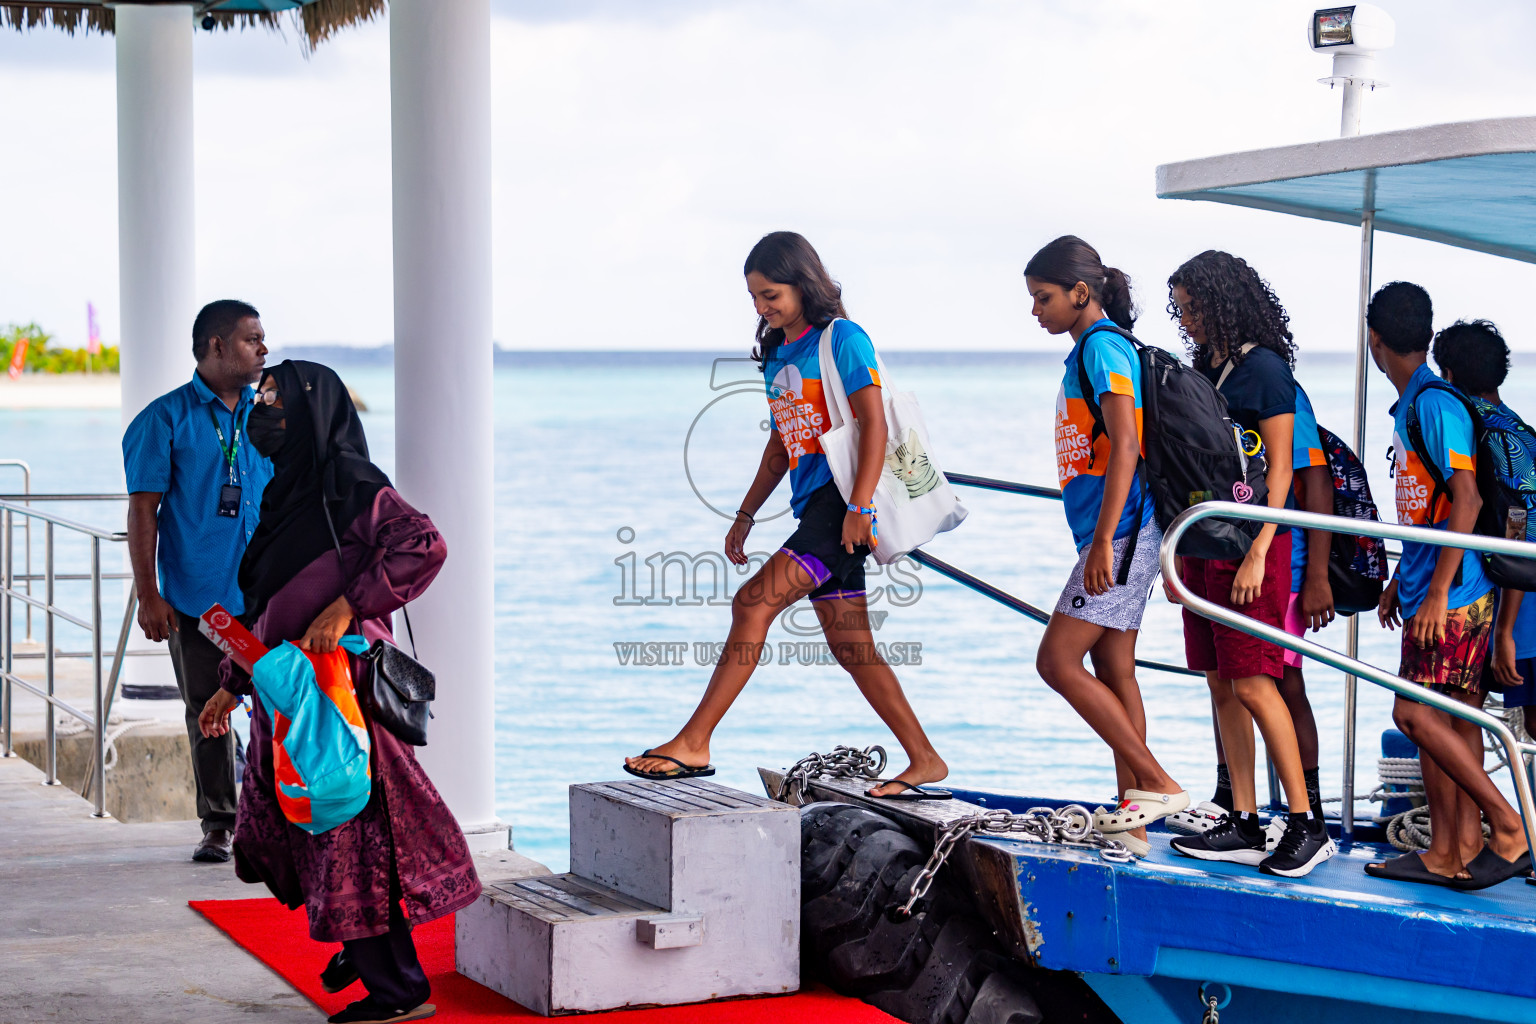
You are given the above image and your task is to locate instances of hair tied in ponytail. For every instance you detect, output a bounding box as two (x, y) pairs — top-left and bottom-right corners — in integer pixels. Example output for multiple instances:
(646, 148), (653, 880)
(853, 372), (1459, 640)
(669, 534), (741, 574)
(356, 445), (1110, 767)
(1023, 235), (1137, 330)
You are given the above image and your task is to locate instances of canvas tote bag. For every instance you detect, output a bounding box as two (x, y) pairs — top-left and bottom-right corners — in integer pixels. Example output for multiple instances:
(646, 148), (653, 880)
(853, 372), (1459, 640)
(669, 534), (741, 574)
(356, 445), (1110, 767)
(817, 319), (968, 563)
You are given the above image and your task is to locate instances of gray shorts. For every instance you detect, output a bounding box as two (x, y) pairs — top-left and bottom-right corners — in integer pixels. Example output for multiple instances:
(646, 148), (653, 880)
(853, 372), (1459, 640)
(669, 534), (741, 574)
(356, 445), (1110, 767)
(1054, 519), (1163, 632)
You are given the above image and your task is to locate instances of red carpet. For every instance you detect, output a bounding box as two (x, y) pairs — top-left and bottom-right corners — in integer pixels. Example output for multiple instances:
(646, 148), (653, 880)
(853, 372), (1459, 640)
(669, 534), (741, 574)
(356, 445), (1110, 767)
(192, 898), (897, 1022)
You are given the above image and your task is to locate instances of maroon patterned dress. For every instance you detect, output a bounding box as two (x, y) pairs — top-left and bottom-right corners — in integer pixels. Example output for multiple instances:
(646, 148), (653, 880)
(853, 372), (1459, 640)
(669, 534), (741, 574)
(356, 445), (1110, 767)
(220, 487), (481, 942)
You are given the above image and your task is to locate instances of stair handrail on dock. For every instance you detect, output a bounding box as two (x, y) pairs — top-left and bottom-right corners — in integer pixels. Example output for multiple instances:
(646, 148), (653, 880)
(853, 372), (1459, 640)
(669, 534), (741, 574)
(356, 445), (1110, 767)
(0, 494), (140, 818)
(1164, 500), (1536, 859)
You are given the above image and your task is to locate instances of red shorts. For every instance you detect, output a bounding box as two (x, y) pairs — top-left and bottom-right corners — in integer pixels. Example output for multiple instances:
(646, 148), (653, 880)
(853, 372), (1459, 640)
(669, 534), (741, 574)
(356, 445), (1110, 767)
(1181, 531), (1293, 682)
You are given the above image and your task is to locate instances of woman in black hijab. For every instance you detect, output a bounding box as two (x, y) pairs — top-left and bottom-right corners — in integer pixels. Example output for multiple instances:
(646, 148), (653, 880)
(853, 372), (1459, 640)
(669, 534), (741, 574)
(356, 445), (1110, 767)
(199, 360), (479, 1024)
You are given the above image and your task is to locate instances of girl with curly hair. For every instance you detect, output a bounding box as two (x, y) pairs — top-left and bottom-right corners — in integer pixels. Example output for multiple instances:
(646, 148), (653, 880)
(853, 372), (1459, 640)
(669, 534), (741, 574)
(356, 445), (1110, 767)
(1163, 250), (1335, 877)
(1026, 235), (1188, 858)
(624, 231), (949, 800)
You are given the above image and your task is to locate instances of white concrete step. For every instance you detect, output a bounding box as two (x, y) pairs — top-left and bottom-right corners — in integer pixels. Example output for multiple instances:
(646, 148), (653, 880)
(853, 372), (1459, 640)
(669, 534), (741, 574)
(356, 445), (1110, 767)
(456, 778), (799, 1014)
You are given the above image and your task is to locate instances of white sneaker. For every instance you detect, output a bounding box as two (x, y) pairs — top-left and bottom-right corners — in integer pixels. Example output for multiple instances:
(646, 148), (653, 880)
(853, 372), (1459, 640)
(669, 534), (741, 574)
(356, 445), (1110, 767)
(1165, 800), (1228, 836)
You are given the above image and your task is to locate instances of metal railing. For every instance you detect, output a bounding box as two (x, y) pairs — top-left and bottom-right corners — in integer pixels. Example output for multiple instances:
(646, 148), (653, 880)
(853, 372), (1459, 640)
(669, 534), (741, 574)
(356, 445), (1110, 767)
(930, 472), (1201, 678)
(0, 496), (141, 818)
(0, 463), (35, 640)
(1163, 501), (1536, 858)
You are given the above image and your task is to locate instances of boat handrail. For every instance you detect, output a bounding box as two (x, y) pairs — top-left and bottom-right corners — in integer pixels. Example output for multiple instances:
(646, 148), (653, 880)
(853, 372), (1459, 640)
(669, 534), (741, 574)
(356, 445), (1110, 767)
(0, 494), (138, 819)
(1163, 500), (1536, 858)
(907, 549), (1203, 679)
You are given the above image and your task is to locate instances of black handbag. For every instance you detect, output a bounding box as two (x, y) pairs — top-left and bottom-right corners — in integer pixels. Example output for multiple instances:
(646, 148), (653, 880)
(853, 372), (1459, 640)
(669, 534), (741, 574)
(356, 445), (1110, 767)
(358, 609), (435, 746)
(319, 499), (436, 745)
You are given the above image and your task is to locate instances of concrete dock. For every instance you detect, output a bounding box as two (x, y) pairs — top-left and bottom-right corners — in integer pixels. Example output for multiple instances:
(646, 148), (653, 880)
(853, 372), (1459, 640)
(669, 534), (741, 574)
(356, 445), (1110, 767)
(0, 751), (548, 1024)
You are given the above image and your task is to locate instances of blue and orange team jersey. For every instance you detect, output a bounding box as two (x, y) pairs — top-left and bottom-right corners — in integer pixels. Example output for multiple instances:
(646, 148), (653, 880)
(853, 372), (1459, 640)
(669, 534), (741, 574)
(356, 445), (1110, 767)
(1290, 385), (1328, 593)
(763, 320), (880, 518)
(1388, 363), (1492, 619)
(1055, 321), (1154, 552)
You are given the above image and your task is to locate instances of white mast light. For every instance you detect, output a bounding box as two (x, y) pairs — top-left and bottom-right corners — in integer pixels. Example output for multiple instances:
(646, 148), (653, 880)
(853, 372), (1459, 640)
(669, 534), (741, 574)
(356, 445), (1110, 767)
(1308, 4), (1396, 137)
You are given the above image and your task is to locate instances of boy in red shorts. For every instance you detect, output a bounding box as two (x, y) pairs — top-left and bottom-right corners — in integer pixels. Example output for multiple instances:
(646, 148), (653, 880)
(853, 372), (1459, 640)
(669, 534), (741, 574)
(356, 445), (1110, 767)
(1366, 282), (1529, 890)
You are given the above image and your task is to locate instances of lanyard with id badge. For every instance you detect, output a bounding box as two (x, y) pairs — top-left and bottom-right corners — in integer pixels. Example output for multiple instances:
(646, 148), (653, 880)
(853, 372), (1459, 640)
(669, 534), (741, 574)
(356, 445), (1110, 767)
(209, 402), (248, 517)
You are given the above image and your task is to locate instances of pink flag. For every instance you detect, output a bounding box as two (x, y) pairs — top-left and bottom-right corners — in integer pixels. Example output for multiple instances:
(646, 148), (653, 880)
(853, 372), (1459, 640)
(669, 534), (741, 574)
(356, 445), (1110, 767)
(87, 302), (101, 355)
(8, 337), (28, 381)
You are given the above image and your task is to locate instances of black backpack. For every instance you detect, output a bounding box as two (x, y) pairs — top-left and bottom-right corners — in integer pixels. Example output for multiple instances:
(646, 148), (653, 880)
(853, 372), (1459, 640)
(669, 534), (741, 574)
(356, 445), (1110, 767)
(1076, 325), (1269, 568)
(1402, 381), (1536, 590)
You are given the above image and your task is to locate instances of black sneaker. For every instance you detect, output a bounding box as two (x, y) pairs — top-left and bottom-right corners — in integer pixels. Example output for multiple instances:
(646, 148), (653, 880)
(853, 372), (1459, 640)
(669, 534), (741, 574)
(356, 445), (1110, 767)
(326, 998), (436, 1024)
(320, 950), (360, 994)
(1259, 814), (1336, 878)
(1170, 811), (1267, 865)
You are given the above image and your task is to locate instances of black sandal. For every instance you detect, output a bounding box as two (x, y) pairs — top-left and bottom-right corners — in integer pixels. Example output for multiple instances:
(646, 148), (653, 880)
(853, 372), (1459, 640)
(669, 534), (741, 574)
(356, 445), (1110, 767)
(1453, 847), (1533, 891)
(1363, 852), (1466, 888)
(866, 779), (954, 801)
(623, 750), (716, 780)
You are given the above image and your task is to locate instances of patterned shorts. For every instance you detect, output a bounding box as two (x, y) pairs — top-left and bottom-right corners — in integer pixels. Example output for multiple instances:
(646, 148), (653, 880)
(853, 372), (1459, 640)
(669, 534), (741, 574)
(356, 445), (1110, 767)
(1399, 591), (1495, 695)
(1054, 520), (1163, 632)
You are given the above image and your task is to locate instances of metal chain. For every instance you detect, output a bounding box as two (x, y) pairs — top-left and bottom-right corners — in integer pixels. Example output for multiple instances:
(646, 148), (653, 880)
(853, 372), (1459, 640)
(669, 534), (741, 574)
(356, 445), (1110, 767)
(1202, 995), (1220, 1024)
(777, 744), (888, 803)
(894, 805), (1135, 919)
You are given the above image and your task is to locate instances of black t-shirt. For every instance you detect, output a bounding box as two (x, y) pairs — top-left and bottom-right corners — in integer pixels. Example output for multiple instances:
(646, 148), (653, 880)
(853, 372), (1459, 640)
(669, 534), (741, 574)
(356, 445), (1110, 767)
(1199, 344), (1298, 520)
(1199, 345), (1296, 435)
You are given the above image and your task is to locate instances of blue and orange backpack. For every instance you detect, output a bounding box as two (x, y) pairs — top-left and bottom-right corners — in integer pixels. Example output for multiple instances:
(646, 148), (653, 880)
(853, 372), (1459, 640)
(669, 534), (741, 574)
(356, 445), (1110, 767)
(251, 636), (374, 835)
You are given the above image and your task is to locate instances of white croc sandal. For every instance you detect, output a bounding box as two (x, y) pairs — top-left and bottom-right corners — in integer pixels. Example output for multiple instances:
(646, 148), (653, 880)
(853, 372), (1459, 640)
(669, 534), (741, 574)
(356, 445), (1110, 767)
(1165, 799), (1229, 836)
(1094, 789), (1191, 833)
(1113, 832), (1151, 859)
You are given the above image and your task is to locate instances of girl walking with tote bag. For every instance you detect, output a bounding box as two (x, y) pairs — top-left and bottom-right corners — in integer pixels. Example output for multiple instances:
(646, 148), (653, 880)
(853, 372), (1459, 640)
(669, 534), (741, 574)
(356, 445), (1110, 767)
(625, 232), (950, 800)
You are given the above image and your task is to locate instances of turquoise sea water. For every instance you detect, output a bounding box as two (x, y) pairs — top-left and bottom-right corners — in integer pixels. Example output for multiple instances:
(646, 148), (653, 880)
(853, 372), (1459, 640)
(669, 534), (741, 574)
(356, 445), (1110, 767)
(4, 350), (1532, 873)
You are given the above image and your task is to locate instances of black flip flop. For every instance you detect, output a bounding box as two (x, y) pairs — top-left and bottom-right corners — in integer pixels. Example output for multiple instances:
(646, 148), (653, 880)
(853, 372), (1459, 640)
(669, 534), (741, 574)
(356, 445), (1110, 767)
(1454, 847), (1534, 891)
(1363, 852), (1466, 888)
(867, 780), (954, 801)
(623, 750), (716, 781)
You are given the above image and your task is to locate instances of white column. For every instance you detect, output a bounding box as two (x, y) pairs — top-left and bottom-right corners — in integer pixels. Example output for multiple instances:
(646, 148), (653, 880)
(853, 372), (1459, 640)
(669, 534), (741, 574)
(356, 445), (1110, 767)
(116, 4), (196, 690)
(116, 3), (197, 426)
(389, 0), (502, 843)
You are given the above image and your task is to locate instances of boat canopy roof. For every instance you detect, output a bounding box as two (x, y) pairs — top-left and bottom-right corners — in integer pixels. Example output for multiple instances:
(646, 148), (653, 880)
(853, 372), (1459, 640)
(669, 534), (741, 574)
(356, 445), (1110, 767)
(1156, 115), (1536, 264)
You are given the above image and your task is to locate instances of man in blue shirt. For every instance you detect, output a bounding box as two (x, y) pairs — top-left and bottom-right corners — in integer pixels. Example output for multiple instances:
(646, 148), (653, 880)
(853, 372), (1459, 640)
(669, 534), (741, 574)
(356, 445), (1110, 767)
(123, 300), (272, 863)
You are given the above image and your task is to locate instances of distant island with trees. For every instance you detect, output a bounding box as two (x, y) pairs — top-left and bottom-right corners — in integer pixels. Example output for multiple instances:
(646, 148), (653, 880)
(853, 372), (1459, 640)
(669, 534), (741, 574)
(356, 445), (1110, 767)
(2, 324), (118, 374)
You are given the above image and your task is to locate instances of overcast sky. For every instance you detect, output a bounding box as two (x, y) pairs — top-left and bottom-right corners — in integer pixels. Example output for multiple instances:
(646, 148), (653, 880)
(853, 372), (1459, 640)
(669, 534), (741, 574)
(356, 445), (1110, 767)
(3, 0), (1535, 353)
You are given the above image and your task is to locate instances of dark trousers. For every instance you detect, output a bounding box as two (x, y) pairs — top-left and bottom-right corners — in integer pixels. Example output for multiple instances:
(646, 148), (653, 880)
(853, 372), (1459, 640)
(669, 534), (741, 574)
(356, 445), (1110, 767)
(166, 610), (238, 834)
(342, 901), (430, 1008)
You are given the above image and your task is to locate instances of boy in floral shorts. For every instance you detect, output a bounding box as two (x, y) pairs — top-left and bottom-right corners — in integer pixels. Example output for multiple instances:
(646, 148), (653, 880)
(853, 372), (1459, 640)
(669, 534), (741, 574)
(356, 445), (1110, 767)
(1365, 282), (1529, 890)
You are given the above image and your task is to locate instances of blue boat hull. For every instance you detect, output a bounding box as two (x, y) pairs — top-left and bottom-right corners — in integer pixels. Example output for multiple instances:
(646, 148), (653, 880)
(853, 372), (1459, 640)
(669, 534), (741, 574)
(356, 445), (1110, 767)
(955, 789), (1536, 1024)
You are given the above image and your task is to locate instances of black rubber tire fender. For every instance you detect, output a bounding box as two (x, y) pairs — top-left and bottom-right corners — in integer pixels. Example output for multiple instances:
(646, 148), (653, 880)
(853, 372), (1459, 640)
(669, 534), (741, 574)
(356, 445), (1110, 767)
(800, 801), (906, 900)
(803, 829), (926, 962)
(863, 915), (1007, 1024)
(824, 864), (966, 995)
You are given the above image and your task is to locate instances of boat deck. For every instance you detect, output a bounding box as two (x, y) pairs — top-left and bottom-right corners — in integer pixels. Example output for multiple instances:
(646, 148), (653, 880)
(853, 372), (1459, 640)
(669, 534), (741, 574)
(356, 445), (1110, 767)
(761, 770), (1536, 1024)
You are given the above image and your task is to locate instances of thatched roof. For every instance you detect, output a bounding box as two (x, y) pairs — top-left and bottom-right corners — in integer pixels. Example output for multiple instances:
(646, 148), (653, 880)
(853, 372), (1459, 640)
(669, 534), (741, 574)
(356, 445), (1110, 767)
(1, 0), (384, 50)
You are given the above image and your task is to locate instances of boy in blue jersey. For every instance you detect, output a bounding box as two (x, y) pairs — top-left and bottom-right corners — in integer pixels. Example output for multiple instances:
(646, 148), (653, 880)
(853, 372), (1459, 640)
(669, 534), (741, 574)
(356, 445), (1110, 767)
(1365, 283), (1529, 889)
(1431, 320), (1536, 731)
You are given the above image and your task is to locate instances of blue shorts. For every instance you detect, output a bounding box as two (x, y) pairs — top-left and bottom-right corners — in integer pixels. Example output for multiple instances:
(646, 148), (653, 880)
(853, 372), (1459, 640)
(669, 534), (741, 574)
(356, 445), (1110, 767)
(1499, 656), (1536, 708)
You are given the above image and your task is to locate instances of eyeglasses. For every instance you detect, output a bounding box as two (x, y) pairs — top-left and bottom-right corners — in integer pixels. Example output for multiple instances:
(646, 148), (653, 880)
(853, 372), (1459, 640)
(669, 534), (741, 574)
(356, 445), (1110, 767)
(254, 388), (281, 406)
